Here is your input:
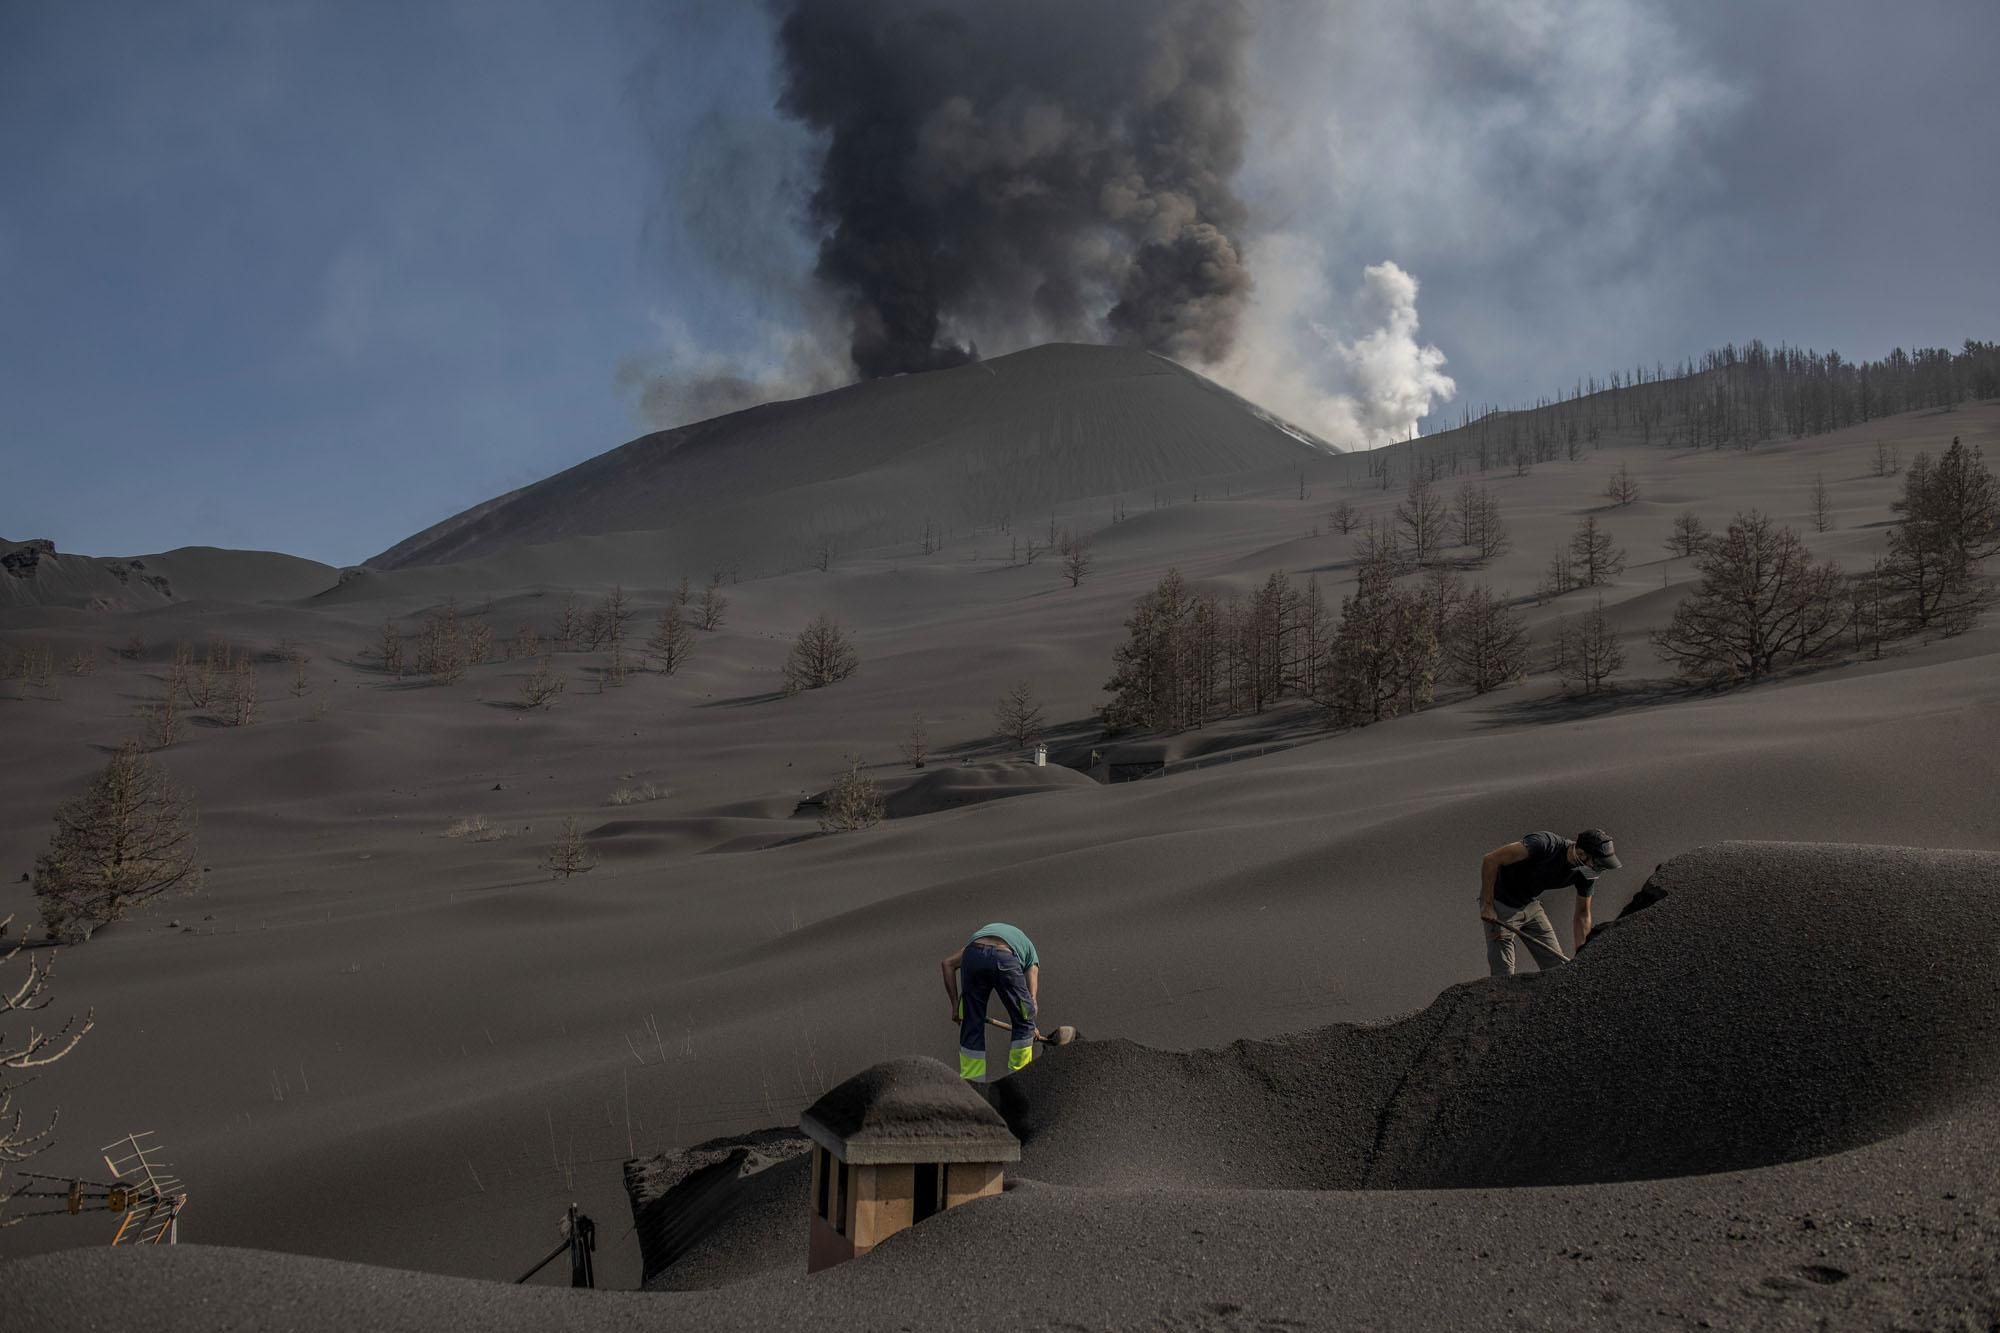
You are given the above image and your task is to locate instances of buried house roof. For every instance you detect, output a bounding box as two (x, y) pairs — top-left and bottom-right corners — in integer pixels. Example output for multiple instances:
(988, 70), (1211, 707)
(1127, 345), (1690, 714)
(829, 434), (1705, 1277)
(801, 1057), (1021, 1166)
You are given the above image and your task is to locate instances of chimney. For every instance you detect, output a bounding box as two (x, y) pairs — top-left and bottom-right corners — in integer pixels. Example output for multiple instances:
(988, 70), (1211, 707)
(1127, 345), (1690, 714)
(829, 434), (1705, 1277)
(798, 1057), (1021, 1273)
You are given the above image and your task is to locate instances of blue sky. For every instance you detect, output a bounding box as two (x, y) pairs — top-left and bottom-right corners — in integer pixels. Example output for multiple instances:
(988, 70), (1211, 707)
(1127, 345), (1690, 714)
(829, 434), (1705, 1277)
(3, 1), (1995, 566)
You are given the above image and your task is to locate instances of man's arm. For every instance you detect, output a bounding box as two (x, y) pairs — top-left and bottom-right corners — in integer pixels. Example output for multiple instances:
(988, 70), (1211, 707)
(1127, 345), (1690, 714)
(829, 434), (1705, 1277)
(1480, 842), (1528, 926)
(1026, 964), (1039, 1008)
(941, 950), (963, 1018)
(1573, 892), (1593, 952)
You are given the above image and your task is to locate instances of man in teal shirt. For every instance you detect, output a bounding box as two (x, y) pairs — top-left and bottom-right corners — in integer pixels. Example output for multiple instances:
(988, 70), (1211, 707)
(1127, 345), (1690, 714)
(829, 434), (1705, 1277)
(940, 923), (1040, 1082)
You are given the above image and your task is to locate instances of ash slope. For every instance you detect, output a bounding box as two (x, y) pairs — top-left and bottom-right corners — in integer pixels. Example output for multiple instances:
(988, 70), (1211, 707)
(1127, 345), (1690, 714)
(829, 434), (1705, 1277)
(8, 843), (1999, 1332)
(368, 343), (1330, 577)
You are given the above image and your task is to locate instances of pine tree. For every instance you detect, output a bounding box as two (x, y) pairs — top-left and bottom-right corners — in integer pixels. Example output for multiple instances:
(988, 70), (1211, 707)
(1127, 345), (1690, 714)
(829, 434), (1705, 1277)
(1104, 568), (1213, 734)
(1880, 437), (1999, 633)
(1320, 551), (1438, 725)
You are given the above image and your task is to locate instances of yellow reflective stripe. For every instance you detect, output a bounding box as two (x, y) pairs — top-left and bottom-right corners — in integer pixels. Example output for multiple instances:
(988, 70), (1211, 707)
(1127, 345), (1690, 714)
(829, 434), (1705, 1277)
(1007, 1042), (1035, 1072)
(958, 1052), (987, 1080)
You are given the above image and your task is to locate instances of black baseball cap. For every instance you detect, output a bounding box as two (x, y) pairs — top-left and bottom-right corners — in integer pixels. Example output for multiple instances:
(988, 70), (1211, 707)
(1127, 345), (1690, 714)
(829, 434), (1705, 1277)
(1576, 828), (1622, 870)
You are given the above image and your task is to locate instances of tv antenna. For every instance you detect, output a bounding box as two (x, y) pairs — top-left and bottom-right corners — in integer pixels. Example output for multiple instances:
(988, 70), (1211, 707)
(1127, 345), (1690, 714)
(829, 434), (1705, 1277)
(12, 1130), (188, 1244)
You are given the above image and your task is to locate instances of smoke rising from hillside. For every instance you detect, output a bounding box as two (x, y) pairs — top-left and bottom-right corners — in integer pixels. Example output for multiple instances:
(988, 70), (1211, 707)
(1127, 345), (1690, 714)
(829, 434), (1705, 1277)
(771, 0), (1252, 379)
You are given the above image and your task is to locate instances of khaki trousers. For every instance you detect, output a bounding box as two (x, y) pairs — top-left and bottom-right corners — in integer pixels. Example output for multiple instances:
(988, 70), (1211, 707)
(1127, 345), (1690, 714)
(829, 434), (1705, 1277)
(1486, 899), (1567, 976)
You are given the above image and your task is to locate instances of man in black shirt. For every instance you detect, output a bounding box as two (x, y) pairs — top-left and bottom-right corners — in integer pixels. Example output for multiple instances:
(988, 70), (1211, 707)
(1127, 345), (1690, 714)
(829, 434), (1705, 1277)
(1478, 829), (1622, 976)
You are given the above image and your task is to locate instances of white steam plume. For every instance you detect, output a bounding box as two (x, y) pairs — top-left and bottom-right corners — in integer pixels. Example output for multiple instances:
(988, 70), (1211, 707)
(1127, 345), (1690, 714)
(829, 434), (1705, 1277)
(1208, 238), (1454, 450)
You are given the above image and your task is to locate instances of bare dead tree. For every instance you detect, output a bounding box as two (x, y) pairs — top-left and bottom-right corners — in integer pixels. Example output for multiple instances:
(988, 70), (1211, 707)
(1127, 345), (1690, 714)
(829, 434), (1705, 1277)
(1448, 585), (1529, 694)
(696, 580), (727, 632)
(508, 625), (544, 660)
(1650, 511), (1852, 684)
(541, 818), (595, 877)
(582, 586), (632, 652)
(1353, 518), (1406, 574)
(1537, 545), (1577, 604)
(33, 742), (201, 943)
(1, 914), (94, 1219)
(1569, 516), (1627, 588)
(1456, 484), (1510, 563)
(818, 759), (884, 832)
(812, 539), (833, 573)
(225, 658), (257, 726)
(1558, 598), (1624, 693)
(1395, 476), (1448, 566)
(521, 657), (566, 710)
(1881, 437), (2000, 633)
(1059, 532), (1092, 587)
(1665, 511), (1711, 560)
(645, 604), (694, 675)
(378, 620), (405, 677)
(143, 685), (183, 751)
(994, 681), (1045, 747)
(782, 613), (858, 694)
(1320, 548), (1439, 725)
(1607, 462), (1639, 506)
(1809, 474), (1834, 534)
(1329, 499), (1357, 534)
(900, 713), (929, 769)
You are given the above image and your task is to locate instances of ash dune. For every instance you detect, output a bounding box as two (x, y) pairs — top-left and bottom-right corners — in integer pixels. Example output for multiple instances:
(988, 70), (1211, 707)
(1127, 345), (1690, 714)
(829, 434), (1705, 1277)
(1, 351), (1998, 1330)
(11, 845), (2000, 1329)
(0, 537), (337, 611)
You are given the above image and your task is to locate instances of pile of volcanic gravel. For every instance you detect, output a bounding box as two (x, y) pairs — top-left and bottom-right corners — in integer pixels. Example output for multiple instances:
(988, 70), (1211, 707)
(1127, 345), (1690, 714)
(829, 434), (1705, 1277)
(1009, 842), (2000, 1191)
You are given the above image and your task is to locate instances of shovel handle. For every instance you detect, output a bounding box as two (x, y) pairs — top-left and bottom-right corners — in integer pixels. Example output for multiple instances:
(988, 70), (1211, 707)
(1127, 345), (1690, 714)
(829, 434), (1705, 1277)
(1485, 914), (1571, 963)
(985, 1016), (1046, 1039)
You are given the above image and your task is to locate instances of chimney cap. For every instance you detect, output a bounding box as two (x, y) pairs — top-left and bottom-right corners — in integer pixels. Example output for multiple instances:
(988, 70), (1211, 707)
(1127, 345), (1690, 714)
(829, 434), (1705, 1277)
(801, 1057), (1021, 1165)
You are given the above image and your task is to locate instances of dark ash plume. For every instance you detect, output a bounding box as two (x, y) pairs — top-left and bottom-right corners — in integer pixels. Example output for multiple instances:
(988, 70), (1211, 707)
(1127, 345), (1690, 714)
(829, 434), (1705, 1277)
(772, 0), (1252, 379)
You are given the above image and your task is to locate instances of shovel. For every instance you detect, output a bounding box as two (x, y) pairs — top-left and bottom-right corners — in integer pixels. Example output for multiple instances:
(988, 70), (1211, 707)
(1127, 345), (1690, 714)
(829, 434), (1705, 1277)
(986, 1016), (1077, 1046)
